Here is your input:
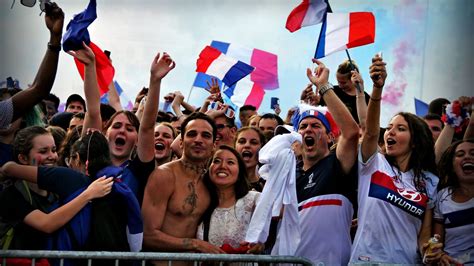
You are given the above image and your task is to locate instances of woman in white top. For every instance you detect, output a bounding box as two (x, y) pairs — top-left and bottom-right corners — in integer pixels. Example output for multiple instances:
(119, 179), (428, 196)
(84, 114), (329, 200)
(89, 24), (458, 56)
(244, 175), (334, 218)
(432, 139), (474, 265)
(197, 145), (261, 253)
(351, 54), (439, 263)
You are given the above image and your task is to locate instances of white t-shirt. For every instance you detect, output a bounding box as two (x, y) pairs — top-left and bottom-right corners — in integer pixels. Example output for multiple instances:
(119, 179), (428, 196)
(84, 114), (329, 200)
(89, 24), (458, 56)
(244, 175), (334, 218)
(350, 151), (438, 264)
(197, 191), (260, 248)
(434, 187), (474, 264)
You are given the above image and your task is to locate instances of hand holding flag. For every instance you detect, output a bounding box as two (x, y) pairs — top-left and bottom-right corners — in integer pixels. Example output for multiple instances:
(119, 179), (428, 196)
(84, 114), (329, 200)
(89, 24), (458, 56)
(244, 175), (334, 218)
(306, 58), (330, 87)
(67, 41), (95, 66)
(369, 54), (387, 89)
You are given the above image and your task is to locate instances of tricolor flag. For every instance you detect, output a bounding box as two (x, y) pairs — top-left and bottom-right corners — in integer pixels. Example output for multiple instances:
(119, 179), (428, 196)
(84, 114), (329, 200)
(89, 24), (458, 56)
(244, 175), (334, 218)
(286, 0), (331, 33)
(315, 12), (375, 59)
(74, 41), (115, 95)
(414, 98), (429, 117)
(210, 41), (279, 90)
(196, 46), (254, 87)
(223, 78), (265, 109)
(101, 81), (134, 111)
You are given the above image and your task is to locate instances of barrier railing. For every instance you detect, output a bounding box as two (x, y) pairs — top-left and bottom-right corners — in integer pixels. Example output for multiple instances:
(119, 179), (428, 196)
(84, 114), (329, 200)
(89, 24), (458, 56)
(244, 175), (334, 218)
(0, 250), (314, 266)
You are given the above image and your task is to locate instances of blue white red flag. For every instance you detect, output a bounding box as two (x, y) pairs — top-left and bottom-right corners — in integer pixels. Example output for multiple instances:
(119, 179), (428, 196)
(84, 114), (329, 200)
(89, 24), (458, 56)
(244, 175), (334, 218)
(286, 0), (331, 33)
(315, 12), (375, 58)
(211, 41), (279, 90)
(223, 78), (265, 109)
(196, 46), (254, 87)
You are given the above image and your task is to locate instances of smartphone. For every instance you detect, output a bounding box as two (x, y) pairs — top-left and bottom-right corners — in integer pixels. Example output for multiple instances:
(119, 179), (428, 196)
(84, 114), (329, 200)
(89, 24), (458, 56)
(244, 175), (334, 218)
(270, 97), (279, 110)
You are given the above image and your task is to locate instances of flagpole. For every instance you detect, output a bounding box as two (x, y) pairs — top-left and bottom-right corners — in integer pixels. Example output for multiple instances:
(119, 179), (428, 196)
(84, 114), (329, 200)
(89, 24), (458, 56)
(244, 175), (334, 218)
(187, 85), (195, 103)
(345, 49), (362, 93)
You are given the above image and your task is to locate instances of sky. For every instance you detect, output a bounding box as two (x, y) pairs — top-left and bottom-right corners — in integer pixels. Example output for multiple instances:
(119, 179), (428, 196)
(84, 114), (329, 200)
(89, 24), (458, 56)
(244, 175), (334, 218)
(1, 0), (473, 125)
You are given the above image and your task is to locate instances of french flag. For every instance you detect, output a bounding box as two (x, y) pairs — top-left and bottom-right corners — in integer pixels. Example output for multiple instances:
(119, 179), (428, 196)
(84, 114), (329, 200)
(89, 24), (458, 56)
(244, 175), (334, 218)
(223, 78), (265, 109)
(286, 0), (331, 33)
(100, 81), (134, 111)
(210, 41), (279, 90)
(196, 46), (254, 87)
(315, 12), (375, 59)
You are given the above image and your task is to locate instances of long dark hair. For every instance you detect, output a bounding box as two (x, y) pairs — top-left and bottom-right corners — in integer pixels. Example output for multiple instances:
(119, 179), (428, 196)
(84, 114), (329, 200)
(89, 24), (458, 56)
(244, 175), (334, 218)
(437, 138), (474, 191)
(385, 112), (437, 192)
(201, 145), (249, 224)
(71, 131), (111, 178)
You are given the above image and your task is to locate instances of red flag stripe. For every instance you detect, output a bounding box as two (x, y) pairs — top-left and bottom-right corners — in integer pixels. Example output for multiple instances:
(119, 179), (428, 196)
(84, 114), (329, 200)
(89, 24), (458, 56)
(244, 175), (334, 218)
(348, 12), (376, 48)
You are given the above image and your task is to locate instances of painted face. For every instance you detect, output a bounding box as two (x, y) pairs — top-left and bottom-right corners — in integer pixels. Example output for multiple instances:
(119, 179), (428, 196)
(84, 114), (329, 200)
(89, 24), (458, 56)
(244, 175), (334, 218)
(66, 101), (84, 114)
(154, 124), (174, 162)
(181, 119), (215, 162)
(106, 113), (138, 160)
(424, 119), (443, 142)
(336, 72), (353, 92)
(298, 116), (330, 160)
(209, 149), (239, 189)
(235, 129), (262, 169)
(26, 134), (58, 166)
(384, 115), (412, 159)
(214, 116), (235, 147)
(453, 142), (474, 183)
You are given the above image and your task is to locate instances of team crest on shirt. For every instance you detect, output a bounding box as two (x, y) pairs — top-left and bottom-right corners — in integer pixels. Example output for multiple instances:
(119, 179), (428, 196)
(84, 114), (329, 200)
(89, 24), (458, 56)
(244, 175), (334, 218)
(368, 171), (428, 219)
(304, 173), (316, 189)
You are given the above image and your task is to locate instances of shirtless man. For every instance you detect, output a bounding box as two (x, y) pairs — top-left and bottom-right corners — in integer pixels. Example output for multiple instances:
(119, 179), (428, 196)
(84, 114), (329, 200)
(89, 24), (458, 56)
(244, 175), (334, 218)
(142, 112), (224, 257)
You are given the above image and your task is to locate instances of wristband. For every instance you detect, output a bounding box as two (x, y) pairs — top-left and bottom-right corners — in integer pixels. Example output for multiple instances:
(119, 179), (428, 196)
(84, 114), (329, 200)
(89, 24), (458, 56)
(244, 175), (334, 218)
(318, 83), (333, 97)
(47, 42), (61, 53)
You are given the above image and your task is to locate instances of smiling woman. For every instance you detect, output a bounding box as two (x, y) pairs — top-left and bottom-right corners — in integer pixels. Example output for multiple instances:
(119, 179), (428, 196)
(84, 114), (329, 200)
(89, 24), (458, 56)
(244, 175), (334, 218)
(197, 145), (262, 254)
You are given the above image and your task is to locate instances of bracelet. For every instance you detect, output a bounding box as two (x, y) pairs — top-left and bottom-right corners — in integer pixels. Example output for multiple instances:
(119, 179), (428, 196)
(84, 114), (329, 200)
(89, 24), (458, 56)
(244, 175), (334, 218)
(370, 97), (381, 101)
(318, 83), (333, 97)
(47, 42), (61, 53)
(443, 101), (469, 132)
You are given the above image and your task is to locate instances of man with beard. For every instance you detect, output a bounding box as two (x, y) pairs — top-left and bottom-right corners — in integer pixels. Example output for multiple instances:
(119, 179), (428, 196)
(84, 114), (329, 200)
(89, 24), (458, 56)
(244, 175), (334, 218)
(293, 59), (359, 265)
(142, 112), (224, 263)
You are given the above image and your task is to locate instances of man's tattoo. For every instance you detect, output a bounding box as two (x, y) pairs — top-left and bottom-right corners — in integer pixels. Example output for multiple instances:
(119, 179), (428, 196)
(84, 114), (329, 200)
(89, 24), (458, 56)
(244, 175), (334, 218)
(183, 181), (198, 213)
(180, 159), (207, 176)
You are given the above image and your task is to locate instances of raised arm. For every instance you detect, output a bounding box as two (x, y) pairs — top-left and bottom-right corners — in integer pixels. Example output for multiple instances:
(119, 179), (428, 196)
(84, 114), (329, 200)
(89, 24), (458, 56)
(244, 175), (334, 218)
(137, 52), (175, 162)
(352, 70), (368, 131)
(434, 96), (473, 163)
(361, 55), (387, 162)
(24, 176), (113, 234)
(306, 59), (359, 173)
(107, 81), (123, 111)
(67, 43), (102, 137)
(10, 3), (64, 122)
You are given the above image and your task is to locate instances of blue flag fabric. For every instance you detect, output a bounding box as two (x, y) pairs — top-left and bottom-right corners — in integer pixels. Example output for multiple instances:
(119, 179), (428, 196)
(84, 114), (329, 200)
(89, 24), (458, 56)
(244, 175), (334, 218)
(62, 0), (97, 51)
(414, 98), (429, 117)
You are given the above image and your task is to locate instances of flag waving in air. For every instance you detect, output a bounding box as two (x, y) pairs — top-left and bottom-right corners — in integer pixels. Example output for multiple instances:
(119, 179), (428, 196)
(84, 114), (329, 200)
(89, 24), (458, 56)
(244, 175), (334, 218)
(196, 46), (254, 87)
(286, 0), (331, 33)
(210, 41), (279, 90)
(315, 12), (375, 58)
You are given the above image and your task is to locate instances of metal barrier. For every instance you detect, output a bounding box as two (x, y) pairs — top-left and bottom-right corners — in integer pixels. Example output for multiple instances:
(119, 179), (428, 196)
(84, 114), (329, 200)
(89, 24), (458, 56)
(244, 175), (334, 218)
(0, 250), (314, 266)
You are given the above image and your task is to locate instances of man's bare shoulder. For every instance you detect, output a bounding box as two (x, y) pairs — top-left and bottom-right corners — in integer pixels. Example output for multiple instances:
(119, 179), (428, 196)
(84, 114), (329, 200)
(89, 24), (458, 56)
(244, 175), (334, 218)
(147, 161), (181, 188)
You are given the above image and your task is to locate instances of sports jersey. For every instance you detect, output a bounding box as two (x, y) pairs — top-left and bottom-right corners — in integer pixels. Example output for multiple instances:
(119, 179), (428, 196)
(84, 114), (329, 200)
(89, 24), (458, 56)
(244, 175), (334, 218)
(295, 153), (357, 265)
(350, 151), (439, 264)
(434, 187), (474, 264)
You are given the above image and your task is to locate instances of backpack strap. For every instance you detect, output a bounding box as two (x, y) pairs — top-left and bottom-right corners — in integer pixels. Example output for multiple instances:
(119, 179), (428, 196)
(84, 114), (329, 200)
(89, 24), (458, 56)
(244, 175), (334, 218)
(2, 228), (14, 250)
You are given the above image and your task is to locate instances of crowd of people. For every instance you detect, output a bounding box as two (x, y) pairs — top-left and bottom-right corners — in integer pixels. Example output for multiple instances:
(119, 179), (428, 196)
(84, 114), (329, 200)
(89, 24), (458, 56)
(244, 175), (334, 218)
(1, 2), (473, 266)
